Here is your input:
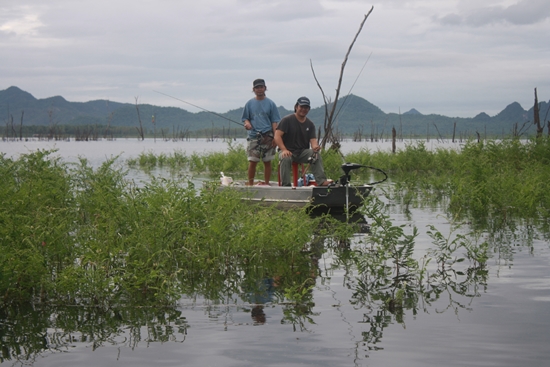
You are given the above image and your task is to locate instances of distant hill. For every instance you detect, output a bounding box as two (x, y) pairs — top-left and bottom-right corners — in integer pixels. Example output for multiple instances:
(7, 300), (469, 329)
(403, 108), (422, 115)
(1, 86), (549, 138)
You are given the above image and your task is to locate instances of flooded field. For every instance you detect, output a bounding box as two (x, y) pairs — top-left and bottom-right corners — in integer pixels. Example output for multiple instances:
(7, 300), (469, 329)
(1, 139), (549, 367)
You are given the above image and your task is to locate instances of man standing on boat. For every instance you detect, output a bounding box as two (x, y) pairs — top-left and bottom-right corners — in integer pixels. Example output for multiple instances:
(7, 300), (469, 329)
(274, 96), (332, 187)
(242, 78), (281, 186)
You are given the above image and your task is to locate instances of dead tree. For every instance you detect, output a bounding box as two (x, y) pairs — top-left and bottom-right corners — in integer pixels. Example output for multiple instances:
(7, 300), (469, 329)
(311, 6), (374, 150)
(48, 107), (57, 140)
(134, 97), (145, 141)
(19, 111), (24, 140)
(433, 123), (444, 143)
(452, 122), (456, 143)
(151, 114), (157, 142)
(391, 127), (396, 153)
(533, 88), (544, 138)
(10, 114), (17, 139)
(104, 112), (114, 140)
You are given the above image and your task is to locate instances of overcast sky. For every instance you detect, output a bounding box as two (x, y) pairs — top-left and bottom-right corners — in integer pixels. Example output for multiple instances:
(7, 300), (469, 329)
(2, 0), (549, 118)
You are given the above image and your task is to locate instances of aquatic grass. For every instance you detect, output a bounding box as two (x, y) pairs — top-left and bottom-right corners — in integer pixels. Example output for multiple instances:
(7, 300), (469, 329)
(188, 152), (206, 173)
(445, 138), (550, 222)
(319, 148), (347, 181)
(347, 193), (490, 326)
(199, 144), (248, 178)
(4, 139), (546, 307)
(138, 151), (159, 168)
(167, 150), (190, 169)
(342, 138), (550, 225)
(0, 150), (77, 301)
(0, 150), (323, 306)
(191, 138), (550, 224)
(3, 144), (546, 364)
(124, 137), (550, 227)
(128, 150), (192, 177)
(64, 158), (138, 303)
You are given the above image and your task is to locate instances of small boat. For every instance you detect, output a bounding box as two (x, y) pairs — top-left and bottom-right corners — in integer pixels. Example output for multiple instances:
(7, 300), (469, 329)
(219, 163), (387, 213)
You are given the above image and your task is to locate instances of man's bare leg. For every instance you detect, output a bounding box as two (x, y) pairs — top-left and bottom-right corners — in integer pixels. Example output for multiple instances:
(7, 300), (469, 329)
(263, 161), (272, 185)
(247, 161), (258, 186)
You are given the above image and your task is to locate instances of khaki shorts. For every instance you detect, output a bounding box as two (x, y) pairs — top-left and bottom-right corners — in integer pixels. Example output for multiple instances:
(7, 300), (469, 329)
(247, 134), (276, 162)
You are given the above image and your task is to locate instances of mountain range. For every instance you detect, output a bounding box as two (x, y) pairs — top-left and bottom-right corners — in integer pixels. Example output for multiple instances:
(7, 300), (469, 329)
(1, 86), (549, 138)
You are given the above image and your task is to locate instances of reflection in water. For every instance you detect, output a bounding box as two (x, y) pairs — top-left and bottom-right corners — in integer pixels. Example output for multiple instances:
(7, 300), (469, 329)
(251, 305), (266, 325)
(0, 207), (501, 365)
(244, 278), (276, 325)
(0, 201), (547, 366)
(0, 304), (188, 364)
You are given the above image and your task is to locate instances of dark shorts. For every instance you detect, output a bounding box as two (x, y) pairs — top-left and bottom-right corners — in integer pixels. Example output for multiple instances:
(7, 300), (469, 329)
(247, 133), (276, 162)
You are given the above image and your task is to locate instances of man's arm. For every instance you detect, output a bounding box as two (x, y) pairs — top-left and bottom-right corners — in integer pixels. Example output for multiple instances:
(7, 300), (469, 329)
(310, 138), (321, 152)
(242, 102), (252, 130)
(275, 130), (292, 158)
(270, 122), (278, 146)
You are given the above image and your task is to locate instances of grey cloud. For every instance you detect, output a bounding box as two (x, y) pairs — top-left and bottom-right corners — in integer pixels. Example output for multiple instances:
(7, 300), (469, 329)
(502, 0), (550, 25)
(439, 13), (462, 26)
(438, 0), (550, 26)
(3, 0), (549, 118)
(236, 0), (329, 21)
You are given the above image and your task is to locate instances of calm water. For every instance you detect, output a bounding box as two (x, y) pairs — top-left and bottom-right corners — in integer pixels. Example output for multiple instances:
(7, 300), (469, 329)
(0, 138), (462, 166)
(1, 139), (549, 367)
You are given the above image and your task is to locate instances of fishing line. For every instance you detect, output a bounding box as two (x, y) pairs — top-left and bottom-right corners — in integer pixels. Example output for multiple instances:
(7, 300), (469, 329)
(333, 51), (373, 124)
(153, 90), (244, 127)
(324, 52), (373, 165)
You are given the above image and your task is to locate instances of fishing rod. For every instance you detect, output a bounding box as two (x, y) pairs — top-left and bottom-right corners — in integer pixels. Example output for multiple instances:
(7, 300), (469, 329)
(333, 51), (373, 124)
(153, 90), (244, 127)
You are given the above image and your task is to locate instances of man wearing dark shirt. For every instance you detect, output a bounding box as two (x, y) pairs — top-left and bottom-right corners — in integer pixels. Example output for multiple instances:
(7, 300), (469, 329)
(274, 96), (331, 187)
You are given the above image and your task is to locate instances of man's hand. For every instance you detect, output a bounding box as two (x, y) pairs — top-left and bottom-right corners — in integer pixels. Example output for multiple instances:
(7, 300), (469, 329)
(244, 121), (252, 130)
(280, 149), (293, 158)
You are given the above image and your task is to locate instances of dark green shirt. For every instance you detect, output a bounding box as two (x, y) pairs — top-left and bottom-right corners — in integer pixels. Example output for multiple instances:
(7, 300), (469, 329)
(277, 113), (316, 156)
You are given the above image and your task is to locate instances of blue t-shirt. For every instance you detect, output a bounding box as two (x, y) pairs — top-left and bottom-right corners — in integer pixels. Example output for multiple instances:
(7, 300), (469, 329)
(241, 97), (281, 139)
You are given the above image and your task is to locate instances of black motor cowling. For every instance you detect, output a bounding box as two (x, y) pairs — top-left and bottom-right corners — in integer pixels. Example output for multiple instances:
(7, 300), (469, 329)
(339, 163), (365, 186)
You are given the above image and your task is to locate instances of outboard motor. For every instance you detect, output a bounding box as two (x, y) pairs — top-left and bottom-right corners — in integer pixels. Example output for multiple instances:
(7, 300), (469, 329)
(339, 163), (365, 186)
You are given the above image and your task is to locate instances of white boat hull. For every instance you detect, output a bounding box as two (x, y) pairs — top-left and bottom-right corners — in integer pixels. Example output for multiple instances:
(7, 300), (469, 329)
(222, 181), (373, 212)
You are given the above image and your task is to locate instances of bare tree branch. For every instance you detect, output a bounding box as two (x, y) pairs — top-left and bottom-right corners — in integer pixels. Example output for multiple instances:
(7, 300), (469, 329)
(134, 96), (145, 141)
(534, 88), (543, 138)
(312, 6), (374, 149)
(310, 59), (330, 139)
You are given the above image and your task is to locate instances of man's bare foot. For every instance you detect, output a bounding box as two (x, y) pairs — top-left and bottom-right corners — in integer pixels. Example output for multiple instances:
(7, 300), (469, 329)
(320, 180), (334, 186)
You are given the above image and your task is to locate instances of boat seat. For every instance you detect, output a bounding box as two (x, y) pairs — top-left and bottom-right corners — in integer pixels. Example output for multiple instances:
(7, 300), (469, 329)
(278, 162), (315, 187)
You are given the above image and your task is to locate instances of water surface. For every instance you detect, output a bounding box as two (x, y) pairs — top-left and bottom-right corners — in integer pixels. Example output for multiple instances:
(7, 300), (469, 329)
(1, 139), (548, 367)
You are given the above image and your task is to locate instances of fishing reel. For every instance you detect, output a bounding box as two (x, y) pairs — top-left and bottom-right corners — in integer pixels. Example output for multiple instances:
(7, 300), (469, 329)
(308, 152), (319, 164)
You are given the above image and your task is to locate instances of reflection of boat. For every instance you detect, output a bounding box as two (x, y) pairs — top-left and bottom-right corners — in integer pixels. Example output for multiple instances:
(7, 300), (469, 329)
(220, 163), (387, 213)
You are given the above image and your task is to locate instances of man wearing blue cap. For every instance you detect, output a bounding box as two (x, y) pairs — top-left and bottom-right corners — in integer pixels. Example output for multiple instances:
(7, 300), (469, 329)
(242, 78), (281, 186)
(274, 96), (332, 187)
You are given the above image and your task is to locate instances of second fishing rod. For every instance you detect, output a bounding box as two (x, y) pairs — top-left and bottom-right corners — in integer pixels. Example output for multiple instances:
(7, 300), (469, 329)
(153, 90), (244, 127)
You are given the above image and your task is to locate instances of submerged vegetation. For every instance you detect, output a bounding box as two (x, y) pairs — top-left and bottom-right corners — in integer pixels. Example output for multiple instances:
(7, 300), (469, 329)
(1, 137), (548, 362)
(129, 137), (550, 225)
(0, 150), (322, 306)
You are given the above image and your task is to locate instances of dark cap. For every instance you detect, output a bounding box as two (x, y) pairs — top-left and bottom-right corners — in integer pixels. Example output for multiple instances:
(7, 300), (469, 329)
(253, 79), (266, 87)
(296, 96), (310, 107)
